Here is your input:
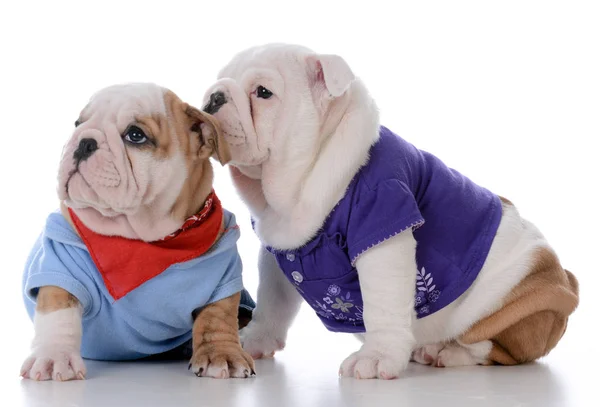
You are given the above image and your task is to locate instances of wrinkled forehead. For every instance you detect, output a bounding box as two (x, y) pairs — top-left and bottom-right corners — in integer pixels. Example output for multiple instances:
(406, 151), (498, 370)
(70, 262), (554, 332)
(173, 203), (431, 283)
(81, 83), (167, 126)
(218, 44), (314, 81)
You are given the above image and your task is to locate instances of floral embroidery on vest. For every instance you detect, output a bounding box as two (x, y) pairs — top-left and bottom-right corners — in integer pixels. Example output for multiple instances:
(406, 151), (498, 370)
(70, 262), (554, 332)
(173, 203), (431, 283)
(313, 287), (363, 323)
(415, 267), (442, 315)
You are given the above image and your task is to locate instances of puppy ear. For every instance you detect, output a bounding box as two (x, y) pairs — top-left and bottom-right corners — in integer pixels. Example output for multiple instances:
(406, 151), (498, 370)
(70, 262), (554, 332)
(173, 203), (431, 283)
(306, 54), (355, 98)
(185, 105), (231, 166)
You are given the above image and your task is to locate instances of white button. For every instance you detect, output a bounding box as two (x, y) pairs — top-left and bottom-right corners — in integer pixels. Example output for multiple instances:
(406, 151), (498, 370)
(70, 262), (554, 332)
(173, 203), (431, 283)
(286, 253), (296, 262)
(291, 271), (303, 283)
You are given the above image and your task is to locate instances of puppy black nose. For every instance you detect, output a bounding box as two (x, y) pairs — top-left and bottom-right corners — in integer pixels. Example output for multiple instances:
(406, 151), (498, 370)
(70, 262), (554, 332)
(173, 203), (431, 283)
(203, 91), (227, 114)
(74, 138), (98, 161)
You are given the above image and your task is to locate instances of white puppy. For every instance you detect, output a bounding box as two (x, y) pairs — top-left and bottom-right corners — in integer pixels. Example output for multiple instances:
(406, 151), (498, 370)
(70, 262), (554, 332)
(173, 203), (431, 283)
(203, 44), (579, 379)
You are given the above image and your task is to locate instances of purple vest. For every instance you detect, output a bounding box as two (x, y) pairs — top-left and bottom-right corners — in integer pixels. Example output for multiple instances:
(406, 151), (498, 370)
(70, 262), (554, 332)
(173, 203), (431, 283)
(262, 127), (502, 333)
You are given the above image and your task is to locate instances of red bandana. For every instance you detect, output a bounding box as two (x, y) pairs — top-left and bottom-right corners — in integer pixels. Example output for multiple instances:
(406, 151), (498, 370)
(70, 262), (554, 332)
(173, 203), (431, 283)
(69, 191), (224, 300)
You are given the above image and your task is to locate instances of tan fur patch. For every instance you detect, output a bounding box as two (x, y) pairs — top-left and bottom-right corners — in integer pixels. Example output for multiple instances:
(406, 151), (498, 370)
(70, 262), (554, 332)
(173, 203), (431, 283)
(190, 292), (255, 374)
(36, 286), (79, 313)
(163, 91), (215, 223)
(133, 91), (221, 223)
(136, 113), (172, 159)
(498, 196), (513, 206)
(460, 247), (579, 364)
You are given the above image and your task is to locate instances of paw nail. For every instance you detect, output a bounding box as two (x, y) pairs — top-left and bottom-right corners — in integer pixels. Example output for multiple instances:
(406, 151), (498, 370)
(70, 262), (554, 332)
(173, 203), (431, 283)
(77, 372), (86, 380)
(35, 373), (41, 381)
(56, 373), (63, 382)
(250, 369), (256, 376)
(188, 363), (192, 370)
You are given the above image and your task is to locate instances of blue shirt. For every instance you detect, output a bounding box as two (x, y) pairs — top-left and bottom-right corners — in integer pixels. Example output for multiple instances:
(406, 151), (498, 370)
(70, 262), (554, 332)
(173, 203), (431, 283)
(265, 126), (502, 333)
(23, 210), (246, 360)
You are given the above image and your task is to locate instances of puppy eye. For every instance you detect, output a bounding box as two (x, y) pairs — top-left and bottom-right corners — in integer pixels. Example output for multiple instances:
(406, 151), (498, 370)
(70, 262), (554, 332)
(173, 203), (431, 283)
(123, 125), (148, 145)
(75, 120), (81, 127)
(256, 86), (273, 99)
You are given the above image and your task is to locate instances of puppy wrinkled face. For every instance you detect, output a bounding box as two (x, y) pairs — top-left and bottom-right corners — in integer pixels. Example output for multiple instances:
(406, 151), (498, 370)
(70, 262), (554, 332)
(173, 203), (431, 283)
(58, 84), (185, 220)
(57, 83), (228, 241)
(202, 44), (329, 178)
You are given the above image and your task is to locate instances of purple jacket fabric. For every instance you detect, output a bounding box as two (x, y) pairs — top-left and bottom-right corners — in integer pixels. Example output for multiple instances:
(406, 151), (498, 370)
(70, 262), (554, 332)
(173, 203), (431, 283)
(263, 126), (502, 333)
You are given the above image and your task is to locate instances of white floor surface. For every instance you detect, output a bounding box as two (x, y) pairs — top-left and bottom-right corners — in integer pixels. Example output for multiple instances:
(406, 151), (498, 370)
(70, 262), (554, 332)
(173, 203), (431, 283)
(3, 306), (595, 407)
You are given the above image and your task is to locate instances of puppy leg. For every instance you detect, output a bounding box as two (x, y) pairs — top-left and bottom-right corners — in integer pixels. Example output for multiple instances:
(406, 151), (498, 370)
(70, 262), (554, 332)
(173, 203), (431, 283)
(460, 248), (579, 365)
(340, 231), (417, 380)
(434, 341), (493, 367)
(240, 245), (303, 359)
(411, 343), (444, 365)
(21, 286), (85, 381)
(189, 292), (255, 379)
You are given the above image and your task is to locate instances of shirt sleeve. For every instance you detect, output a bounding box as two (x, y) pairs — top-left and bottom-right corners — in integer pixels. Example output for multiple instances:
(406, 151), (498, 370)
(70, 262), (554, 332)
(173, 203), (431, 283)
(206, 253), (244, 305)
(347, 179), (424, 265)
(23, 233), (97, 318)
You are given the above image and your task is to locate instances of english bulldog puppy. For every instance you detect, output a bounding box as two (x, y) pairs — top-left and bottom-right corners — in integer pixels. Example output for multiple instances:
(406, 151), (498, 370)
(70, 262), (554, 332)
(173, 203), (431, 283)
(21, 83), (255, 381)
(202, 44), (579, 379)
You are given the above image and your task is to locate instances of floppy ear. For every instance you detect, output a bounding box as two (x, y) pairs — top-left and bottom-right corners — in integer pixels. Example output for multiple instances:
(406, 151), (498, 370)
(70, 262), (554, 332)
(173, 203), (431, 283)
(306, 54), (355, 98)
(185, 105), (231, 165)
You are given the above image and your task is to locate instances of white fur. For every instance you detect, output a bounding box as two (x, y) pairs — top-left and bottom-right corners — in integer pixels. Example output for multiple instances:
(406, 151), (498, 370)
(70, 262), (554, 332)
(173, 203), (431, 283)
(205, 44), (380, 250)
(239, 246), (303, 359)
(209, 44), (549, 378)
(339, 230), (417, 379)
(20, 307), (86, 381)
(414, 341), (493, 367)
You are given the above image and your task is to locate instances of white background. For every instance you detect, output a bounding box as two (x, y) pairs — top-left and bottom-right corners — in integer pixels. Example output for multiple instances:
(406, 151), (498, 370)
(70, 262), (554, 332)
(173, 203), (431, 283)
(0, 1), (598, 406)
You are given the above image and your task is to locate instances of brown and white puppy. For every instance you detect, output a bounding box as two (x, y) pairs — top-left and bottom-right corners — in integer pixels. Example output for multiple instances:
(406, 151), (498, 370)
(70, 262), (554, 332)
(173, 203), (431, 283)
(202, 44), (579, 379)
(20, 83), (254, 381)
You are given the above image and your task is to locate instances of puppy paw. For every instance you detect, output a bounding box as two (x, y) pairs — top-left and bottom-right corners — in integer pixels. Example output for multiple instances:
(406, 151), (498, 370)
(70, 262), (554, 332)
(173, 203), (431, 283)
(189, 343), (255, 379)
(20, 346), (86, 381)
(411, 343), (444, 365)
(240, 322), (286, 360)
(433, 342), (490, 368)
(339, 347), (409, 380)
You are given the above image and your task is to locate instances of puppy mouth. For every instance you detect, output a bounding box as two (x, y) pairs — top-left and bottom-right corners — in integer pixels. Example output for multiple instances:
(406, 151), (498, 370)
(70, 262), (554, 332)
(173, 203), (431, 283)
(64, 156), (86, 197)
(63, 166), (97, 208)
(64, 168), (78, 196)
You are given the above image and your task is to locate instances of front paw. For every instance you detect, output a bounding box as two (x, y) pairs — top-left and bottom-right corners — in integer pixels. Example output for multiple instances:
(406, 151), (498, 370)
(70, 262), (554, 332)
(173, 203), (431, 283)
(240, 321), (286, 360)
(20, 346), (86, 381)
(189, 343), (255, 379)
(339, 346), (410, 380)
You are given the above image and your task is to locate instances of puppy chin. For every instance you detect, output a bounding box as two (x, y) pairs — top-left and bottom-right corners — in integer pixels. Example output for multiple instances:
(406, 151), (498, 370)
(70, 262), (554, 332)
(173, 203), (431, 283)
(64, 176), (120, 218)
(65, 199), (119, 218)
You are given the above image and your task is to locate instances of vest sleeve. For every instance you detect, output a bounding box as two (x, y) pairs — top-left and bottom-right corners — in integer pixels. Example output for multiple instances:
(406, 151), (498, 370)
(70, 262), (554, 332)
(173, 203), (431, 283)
(347, 179), (424, 265)
(23, 234), (98, 319)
